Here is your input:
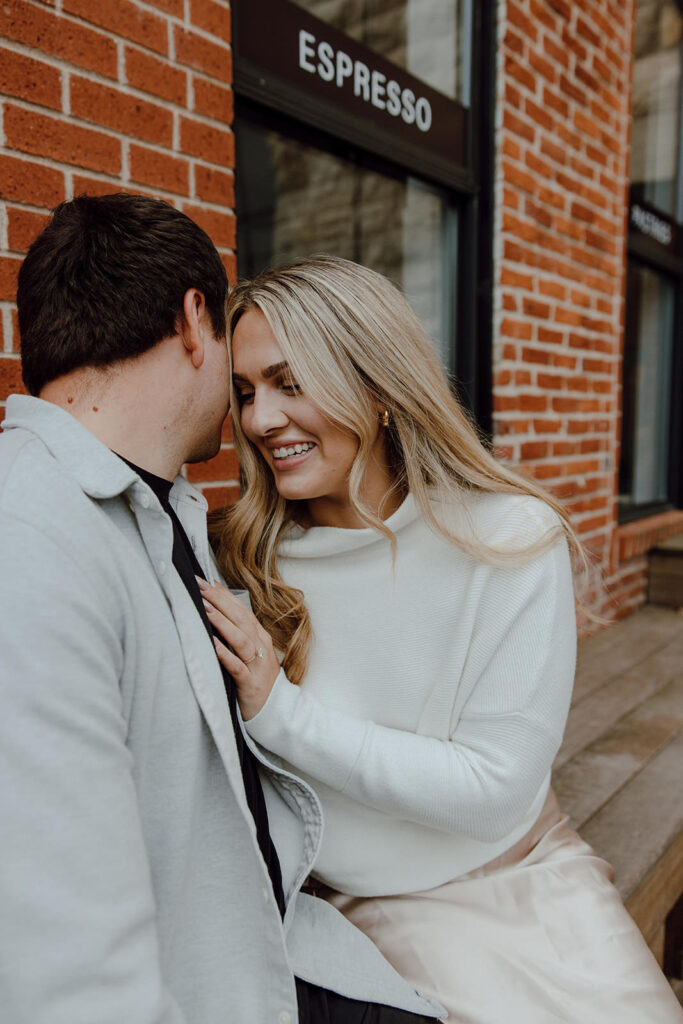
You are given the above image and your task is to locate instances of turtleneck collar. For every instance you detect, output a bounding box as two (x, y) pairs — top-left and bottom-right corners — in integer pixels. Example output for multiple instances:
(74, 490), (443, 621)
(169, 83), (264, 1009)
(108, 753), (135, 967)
(278, 493), (420, 559)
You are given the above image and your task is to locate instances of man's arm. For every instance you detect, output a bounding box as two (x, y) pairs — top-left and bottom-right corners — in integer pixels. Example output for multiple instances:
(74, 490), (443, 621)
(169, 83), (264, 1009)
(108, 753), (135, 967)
(0, 513), (187, 1024)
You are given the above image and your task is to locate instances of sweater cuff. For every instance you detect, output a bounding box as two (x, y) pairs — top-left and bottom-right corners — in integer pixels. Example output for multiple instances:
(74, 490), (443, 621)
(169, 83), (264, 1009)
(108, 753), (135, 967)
(244, 669), (368, 792)
(245, 667), (295, 740)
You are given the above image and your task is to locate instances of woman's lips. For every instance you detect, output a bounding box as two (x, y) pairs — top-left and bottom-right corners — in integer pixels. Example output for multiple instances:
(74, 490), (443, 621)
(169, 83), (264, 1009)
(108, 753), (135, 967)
(270, 442), (316, 470)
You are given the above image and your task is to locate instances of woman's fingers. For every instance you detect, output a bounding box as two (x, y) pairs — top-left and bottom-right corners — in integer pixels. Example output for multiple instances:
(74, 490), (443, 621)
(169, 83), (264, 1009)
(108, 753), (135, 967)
(196, 577), (261, 634)
(213, 635), (248, 676)
(196, 575), (280, 720)
(202, 599), (254, 661)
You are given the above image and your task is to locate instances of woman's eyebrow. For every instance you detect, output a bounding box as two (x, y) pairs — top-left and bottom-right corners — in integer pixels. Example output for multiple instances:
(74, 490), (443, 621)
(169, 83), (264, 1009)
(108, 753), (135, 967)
(232, 361), (290, 384)
(262, 360), (290, 379)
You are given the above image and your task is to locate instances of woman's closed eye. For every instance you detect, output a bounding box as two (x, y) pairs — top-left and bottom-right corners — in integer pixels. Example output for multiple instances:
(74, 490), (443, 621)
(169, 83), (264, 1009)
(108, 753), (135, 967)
(280, 380), (302, 395)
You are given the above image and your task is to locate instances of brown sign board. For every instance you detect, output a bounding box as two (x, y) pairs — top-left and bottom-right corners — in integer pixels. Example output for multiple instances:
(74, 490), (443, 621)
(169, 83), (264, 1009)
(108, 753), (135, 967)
(233, 0), (467, 173)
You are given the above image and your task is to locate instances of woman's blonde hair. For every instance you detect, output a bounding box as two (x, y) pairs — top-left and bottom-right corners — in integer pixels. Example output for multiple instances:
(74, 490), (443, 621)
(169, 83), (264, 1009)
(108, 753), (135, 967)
(211, 255), (583, 684)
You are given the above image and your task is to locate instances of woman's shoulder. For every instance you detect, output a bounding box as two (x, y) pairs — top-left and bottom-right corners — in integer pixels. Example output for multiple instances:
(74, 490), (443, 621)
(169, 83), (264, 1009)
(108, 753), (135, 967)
(432, 488), (563, 552)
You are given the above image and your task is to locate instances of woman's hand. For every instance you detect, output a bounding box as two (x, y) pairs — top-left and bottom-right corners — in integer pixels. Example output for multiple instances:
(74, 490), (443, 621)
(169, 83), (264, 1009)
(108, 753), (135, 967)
(196, 577), (280, 720)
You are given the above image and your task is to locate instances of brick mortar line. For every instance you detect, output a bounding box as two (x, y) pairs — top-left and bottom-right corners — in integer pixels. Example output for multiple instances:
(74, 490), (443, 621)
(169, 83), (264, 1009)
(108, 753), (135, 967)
(0, 196), (58, 217)
(501, 56), (631, 108)
(0, 43), (233, 120)
(501, 210), (624, 238)
(0, 153), (234, 217)
(20, 0), (232, 43)
(501, 75), (633, 112)
(0, 42), (234, 129)
(495, 408), (617, 419)
(13, 0), (179, 63)
(497, 242), (621, 273)
(500, 143), (629, 187)
(0, 100), (236, 187)
(498, 363), (619, 377)
(499, 104), (631, 163)
(198, 480), (240, 488)
(1, 304), (12, 353)
(500, 290), (621, 311)
(501, 144), (626, 181)
(500, 296), (620, 315)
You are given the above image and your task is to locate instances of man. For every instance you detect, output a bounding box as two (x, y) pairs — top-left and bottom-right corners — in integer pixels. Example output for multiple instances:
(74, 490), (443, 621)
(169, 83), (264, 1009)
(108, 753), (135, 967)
(0, 194), (443, 1024)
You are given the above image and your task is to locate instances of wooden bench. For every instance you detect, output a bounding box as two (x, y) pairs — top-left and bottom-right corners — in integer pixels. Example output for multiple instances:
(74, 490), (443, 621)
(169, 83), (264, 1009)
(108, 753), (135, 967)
(552, 604), (683, 993)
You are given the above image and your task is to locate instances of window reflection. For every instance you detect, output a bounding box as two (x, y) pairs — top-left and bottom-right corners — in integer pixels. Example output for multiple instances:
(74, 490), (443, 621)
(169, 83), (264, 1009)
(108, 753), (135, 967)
(235, 116), (457, 365)
(631, 0), (683, 218)
(619, 263), (675, 507)
(289, 0), (470, 104)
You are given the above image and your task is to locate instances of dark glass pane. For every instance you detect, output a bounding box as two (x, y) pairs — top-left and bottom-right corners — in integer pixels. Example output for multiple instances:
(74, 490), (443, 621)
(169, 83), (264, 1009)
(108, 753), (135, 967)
(631, 0), (683, 218)
(235, 115), (458, 365)
(619, 263), (675, 507)
(289, 0), (471, 104)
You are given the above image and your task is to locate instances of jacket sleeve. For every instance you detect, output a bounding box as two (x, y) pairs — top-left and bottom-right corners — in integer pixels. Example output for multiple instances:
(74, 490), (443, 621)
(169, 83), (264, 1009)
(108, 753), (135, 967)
(0, 513), (187, 1024)
(246, 535), (576, 842)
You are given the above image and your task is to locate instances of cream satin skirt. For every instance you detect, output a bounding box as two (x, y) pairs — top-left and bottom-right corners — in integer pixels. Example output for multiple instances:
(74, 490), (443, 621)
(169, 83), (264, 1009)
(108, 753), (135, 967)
(317, 791), (683, 1023)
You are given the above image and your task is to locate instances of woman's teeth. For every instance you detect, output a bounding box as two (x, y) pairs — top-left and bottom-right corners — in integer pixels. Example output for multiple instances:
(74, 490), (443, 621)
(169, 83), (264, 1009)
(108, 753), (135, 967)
(272, 442), (315, 459)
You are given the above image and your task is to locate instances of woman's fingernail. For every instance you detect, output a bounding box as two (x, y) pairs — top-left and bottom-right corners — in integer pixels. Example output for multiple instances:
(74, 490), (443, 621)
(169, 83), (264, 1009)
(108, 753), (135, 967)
(195, 575), (208, 590)
(202, 598), (213, 612)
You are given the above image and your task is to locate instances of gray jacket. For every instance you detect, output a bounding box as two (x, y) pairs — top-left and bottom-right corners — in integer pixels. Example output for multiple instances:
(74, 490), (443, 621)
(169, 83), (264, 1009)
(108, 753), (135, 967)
(0, 395), (443, 1024)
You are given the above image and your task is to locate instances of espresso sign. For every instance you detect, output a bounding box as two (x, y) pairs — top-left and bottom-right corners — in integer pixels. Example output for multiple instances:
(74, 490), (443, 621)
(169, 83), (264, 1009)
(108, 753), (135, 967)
(234, 0), (466, 169)
(297, 29), (434, 132)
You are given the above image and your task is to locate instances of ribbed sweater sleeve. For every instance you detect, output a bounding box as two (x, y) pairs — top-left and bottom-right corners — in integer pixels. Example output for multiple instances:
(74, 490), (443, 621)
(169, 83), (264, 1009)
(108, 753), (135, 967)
(246, 534), (576, 842)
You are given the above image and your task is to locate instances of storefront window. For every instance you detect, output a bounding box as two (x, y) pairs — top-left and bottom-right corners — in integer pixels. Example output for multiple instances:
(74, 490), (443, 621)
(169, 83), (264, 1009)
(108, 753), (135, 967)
(235, 115), (458, 364)
(619, 263), (675, 508)
(289, 0), (471, 104)
(233, 0), (491, 399)
(621, 0), (683, 519)
(631, 0), (683, 218)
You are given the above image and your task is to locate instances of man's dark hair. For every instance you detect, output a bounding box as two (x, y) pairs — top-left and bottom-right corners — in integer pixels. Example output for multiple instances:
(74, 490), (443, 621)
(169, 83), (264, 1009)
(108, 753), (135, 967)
(17, 193), (229, 395)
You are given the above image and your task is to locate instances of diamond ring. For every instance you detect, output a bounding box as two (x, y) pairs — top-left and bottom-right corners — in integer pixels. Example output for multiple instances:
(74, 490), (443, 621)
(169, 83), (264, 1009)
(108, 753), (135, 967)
(244, 647), (264, 666)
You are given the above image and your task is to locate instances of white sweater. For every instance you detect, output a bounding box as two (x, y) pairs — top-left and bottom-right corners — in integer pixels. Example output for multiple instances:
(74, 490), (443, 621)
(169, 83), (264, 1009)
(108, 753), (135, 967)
(246, 491), (577, 896)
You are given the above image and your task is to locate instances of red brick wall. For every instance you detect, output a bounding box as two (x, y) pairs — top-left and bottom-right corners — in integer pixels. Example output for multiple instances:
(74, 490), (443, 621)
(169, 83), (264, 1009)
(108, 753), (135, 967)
(493, 0), (654, 621)
(0, 0), (238, 508)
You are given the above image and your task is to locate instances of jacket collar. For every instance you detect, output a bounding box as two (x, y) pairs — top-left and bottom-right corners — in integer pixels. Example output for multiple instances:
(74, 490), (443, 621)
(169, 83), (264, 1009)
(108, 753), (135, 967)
(2, 394), (207, 508)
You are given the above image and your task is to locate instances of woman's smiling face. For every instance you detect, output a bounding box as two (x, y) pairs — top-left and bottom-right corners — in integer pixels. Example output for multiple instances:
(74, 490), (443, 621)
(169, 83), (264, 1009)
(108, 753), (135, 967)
(231, 309), (392, 528)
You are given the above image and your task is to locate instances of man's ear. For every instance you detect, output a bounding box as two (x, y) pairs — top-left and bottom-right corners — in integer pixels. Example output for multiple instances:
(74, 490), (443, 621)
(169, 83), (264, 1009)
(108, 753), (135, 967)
(179, 288), (206, 369)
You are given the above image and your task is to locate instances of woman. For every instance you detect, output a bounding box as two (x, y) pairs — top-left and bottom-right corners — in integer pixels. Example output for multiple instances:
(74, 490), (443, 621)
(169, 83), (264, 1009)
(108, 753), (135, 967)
(201, 256), (682, 1023)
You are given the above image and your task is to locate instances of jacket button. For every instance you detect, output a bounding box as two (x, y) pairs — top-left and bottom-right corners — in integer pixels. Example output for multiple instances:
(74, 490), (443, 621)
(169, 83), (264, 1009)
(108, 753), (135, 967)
(158, 560), (167, 575)
(140, 493), (150, 509)
(278, 1012), (291, 1024)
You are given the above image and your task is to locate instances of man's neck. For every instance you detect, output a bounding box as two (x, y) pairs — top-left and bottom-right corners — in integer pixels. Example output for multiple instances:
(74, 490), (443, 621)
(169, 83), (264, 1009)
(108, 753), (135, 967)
(40, 372), (184, 482)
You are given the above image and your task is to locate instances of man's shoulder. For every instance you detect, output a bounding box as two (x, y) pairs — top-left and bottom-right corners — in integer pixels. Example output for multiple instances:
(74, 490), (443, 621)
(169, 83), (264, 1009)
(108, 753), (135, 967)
(0, 427), (100, 540)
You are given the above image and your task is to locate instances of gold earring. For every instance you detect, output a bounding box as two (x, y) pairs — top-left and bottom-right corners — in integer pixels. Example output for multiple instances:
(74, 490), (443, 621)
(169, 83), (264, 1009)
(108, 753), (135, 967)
(380, 409), (390, 428)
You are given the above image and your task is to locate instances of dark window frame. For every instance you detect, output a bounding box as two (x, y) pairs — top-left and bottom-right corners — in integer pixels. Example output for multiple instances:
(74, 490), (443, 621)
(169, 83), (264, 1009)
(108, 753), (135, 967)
(620, 238), (683, 525)
(619, 0), (683, 523)
(232, 0), (496, 432)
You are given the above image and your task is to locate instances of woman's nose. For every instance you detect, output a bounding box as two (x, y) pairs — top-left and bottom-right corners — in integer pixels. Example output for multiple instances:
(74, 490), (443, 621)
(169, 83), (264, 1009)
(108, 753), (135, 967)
(248, 388), (289, 435)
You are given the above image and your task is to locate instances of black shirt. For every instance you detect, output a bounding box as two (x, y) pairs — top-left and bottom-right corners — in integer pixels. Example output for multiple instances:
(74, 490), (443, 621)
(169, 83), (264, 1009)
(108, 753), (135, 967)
(124, 460), (285, 916)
